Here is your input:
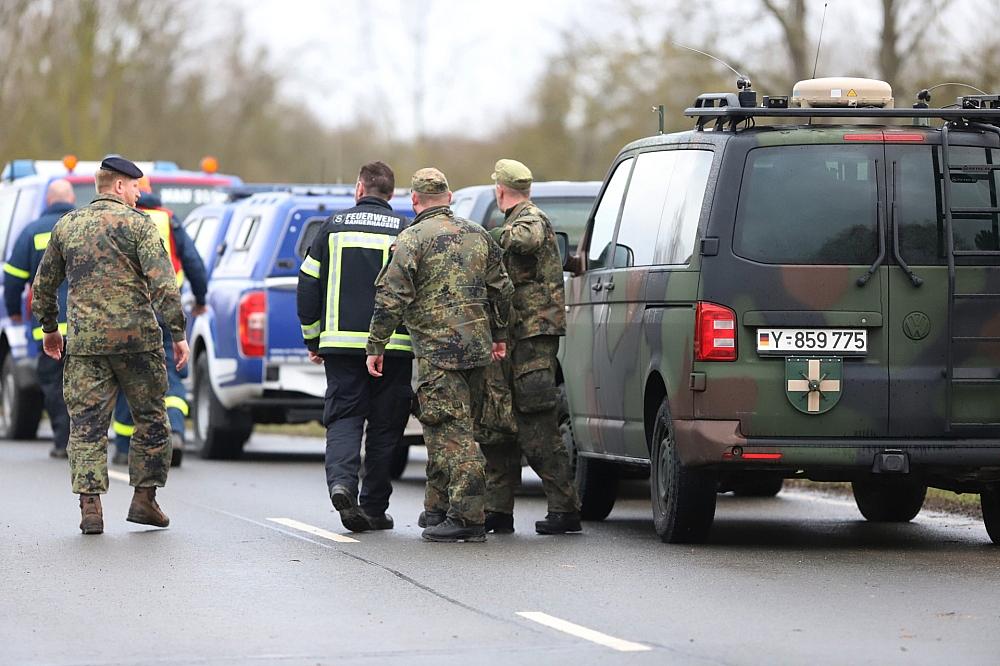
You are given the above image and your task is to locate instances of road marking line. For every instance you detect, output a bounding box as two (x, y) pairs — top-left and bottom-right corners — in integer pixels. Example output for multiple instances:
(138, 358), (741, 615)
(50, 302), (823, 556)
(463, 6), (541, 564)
(516, 611), (651, 652)
(108, 470), (129, 483)
(267, 517), (359, 544)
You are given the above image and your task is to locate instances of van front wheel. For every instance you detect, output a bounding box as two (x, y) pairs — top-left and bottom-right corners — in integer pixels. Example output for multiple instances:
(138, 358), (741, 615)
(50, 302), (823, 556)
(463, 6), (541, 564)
(559, 385), (617, 520)
(650, 400), (716, 543)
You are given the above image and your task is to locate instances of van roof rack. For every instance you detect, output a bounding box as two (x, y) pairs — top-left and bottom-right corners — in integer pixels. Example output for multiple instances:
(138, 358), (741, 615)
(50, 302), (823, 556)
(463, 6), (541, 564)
(685, 93), (1000, 131)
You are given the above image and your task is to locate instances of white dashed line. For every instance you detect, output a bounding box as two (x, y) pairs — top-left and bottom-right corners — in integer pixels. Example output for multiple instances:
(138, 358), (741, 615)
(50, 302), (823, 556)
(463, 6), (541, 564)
(108, 470), (130, 483)
(516, 611), (651, 652)
(267, 517), (359, 544)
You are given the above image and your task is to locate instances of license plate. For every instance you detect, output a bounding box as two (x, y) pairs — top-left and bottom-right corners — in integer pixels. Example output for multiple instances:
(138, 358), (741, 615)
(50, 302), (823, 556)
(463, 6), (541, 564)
(756, 328), (866, 354)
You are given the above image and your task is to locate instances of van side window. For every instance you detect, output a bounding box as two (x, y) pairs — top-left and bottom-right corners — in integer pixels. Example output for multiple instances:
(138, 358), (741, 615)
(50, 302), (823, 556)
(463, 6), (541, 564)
(296, 218), (327, 259)
(233, 216), (259, 251)
(733, 145), (879, 265)
(587, 157), (633, 270)
(616, 150), (712, 267)
(898, 145), (1000, 265)
(0, 189), (18, 259)
(193, 217), (221, 263)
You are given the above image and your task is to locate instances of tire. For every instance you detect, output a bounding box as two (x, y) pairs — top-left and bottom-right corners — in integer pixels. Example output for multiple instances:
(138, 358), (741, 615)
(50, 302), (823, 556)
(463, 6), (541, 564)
(389, 438), (411, 480)
(559, 385), (617, 521)
(650, 399), (717, 543)
(193, 354), (252, 460)
(981, 488), (1000, 545)
(0, 354), (43, 440)
(851, 478), (926, 522)
(731, 475), (784, 497)
(171, 448), (183, 467)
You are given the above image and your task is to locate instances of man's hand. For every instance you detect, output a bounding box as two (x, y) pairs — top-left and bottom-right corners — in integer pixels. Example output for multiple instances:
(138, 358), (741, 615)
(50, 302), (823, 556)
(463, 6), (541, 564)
(308, 350), (324, 365)
(191, 304), (208, 317)
(491, 341), (507, 362)
(9, 314), (22, 324)
(366, 354), (384, 378)
(43, 330), (63, 361)
(173, 340), (190, 371)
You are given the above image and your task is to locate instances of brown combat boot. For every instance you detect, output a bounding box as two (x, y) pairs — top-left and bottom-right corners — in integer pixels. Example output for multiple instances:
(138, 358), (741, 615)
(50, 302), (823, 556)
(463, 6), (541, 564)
(79, 494), (103, 535)
(126, 487), (170, 528)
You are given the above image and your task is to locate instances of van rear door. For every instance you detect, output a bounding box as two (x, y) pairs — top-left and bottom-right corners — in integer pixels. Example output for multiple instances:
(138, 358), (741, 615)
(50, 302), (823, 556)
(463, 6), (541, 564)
(700, 140), (890, 437)
(889, 139), (1000, 437)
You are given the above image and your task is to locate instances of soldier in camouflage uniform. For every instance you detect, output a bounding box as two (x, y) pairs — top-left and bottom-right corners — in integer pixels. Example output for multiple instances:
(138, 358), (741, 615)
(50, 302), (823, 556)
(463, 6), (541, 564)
(33, 156), (189, 535)
(481, 159), (582, 535)
(366, 167), (513, 543)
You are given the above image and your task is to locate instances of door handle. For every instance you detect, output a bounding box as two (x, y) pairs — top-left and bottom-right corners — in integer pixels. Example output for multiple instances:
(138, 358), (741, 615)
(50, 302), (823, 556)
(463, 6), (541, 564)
(592, 281), (603, 292)
(604, 280), (615, 291)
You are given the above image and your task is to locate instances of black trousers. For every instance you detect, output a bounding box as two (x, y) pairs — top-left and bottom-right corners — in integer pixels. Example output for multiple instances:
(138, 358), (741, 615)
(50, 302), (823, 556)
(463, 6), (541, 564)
(37, 353), (69, 450)
(323, 354), (412, 515)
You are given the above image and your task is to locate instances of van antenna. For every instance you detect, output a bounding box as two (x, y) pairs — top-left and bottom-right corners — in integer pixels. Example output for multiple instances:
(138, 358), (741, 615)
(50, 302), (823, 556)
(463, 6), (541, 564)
(671, 41), (751, 89)
(811, 2), (829, 79)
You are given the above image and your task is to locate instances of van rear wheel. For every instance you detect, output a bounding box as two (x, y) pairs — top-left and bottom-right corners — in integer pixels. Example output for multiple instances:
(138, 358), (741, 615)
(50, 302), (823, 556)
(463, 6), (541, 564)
(851, 478), (926, 522)
(559, 385), (617, 521)
(731, 475), (784, 497)
(650, 399), (716, 543)
(981, 488), (1000, 545)
(193, 354), (252, 460)
(0, 355), (43, 440)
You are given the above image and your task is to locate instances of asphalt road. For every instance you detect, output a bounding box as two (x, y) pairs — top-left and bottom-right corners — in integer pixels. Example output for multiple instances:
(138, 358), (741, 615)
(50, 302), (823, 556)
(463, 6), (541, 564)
(2, 433), (999, 666)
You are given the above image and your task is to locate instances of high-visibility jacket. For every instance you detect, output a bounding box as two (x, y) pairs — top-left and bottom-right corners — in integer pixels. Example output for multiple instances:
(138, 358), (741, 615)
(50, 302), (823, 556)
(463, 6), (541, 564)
(143, 207), (184, 287)
(296, 196), (412, 357)
(3, 201), (73, 348)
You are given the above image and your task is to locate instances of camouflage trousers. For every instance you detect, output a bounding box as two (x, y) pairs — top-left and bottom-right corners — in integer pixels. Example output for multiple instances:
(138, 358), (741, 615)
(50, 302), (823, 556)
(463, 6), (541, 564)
(480, 336), (580, 514)
(416, 358), (487, 524)
(64, 351), (170, 494)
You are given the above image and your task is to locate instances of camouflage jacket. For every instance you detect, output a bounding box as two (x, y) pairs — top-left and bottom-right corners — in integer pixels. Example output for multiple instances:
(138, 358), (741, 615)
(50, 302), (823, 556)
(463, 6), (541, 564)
(498, 200), (566, 339)
(367, 205), (513, 370)
(33, 194), (185, 355)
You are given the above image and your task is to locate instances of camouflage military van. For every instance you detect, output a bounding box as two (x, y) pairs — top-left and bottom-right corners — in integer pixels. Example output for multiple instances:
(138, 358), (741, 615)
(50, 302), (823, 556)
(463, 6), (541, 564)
(560, 77), (1000, 544)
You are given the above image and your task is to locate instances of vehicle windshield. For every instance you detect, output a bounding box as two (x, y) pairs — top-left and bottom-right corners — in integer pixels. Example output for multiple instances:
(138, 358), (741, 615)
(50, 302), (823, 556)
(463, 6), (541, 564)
(71, 181), (229, 221)
(485, 197), (595, 247)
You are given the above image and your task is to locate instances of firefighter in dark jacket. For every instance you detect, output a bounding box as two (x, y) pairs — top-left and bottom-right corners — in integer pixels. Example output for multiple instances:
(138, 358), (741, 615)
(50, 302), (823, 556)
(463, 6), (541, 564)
(297, 161), (413, 532)
(111, 183), (208, 468)
(3, 179), (75, 458)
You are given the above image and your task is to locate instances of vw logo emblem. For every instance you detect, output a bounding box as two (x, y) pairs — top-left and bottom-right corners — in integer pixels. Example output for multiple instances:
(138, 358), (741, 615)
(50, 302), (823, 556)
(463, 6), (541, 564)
(902, 312), (931, 340)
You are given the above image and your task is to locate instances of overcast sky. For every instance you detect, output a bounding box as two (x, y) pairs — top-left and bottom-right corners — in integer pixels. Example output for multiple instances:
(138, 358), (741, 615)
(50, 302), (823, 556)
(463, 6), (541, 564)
(228, 0), (980, 139)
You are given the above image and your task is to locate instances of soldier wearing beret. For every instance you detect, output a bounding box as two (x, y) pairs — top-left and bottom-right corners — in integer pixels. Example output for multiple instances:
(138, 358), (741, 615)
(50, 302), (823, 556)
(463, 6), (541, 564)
(33, 156), (189, 535)
(366, 167), (513, 542)
(481, 158), (582, 535)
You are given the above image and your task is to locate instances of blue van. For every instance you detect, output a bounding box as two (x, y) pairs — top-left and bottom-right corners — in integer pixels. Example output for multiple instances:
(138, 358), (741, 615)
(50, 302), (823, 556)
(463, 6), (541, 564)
(0, 158), (240, 440)
(189, 187), (416, 459)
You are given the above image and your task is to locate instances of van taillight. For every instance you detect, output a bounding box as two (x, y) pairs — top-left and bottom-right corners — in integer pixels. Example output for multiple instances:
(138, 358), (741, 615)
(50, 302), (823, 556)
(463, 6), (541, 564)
(238, 291), (267, 357)
(695, 302), (737, 361)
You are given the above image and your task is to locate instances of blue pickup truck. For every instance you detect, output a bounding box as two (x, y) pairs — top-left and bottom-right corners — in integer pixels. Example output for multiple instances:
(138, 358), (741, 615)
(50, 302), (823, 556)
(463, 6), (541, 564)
(187, 187), (416, 460)
(0, 157), (240, 440)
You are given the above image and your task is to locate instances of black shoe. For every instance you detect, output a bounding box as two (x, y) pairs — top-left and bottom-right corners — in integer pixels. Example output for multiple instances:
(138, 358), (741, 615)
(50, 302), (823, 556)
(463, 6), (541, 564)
(485, 511), (514, 534)
(535, 511), (582, 535)
(364, 512), (394, 530)
(329, 484), (357, 512)
(49, 446), (68, 459)
(339, 507), (370, 533)
(422, 517), (486, 543)
(418, 509), (446, 528)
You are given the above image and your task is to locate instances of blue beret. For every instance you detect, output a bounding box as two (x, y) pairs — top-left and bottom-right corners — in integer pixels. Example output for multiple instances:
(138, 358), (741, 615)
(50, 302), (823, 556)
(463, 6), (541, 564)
(100, 156), (143, 179)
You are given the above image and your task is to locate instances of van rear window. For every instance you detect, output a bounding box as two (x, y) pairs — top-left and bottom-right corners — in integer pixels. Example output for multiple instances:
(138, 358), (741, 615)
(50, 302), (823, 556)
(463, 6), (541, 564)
(734, 145), (879, 264)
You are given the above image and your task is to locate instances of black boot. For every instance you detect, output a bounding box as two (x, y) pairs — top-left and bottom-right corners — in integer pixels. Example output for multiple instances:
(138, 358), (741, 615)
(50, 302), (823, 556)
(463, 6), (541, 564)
(364, 512), (394, 530)
(418, 509), (446, 528)
(330, 484), (369, 532)
(421, 517), (486, 543)
(485, 511), (514, 534)
(535, 511), (582, 535)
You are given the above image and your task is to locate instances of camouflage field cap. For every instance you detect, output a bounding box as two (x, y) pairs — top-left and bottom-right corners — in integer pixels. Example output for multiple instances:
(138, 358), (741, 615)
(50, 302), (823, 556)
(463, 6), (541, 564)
(411, 167), (449, 194)
(491, 159), (532, 191)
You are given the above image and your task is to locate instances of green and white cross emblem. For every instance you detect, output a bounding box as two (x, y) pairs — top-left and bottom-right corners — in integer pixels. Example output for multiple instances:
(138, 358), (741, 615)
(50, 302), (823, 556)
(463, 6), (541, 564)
(785, 357), (843, 414)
